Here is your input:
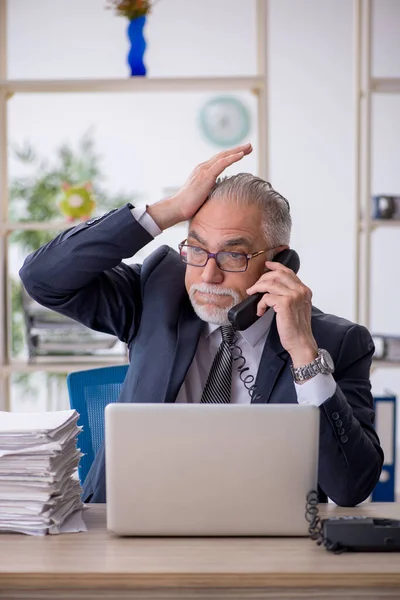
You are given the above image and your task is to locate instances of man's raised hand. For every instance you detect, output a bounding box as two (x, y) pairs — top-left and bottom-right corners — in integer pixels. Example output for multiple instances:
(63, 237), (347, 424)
(147, 143), (252, 230)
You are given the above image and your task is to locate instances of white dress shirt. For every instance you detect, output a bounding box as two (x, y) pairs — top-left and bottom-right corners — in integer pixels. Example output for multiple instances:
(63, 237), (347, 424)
(130, 206), (336, 406)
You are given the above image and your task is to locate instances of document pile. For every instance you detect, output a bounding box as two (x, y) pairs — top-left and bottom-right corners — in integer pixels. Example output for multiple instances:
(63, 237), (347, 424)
(0, 409), (86, 535)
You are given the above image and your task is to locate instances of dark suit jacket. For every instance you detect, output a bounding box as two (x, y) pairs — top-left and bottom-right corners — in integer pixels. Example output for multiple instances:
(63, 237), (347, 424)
(19, 204), (383, 506)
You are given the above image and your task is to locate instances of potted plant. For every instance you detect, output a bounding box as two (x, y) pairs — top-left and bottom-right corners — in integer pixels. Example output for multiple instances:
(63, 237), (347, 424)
(107, 0), (157, 76)
(9, 132), (135, 401)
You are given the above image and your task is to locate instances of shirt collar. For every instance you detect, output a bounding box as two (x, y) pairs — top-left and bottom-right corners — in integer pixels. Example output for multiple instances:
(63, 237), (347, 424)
(239, 309), (275, 347)
(204, 309), (275, 347)
(204, 322), (220, 339)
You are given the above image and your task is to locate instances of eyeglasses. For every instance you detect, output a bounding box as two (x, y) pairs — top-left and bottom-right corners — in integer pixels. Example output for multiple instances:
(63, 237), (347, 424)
(178, 240), (273, 273)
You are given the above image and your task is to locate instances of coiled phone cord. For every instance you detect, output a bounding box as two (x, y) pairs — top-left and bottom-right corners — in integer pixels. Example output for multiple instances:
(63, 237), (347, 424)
(229, 333), (262, 403)
(305, 490), (345, 553)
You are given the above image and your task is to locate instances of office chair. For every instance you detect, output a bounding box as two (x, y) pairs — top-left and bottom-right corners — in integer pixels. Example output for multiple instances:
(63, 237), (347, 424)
(67, 364), (129, 484)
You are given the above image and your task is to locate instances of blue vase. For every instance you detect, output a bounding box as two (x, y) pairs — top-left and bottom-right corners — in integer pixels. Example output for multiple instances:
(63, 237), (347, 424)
(127, 16), (147, 77)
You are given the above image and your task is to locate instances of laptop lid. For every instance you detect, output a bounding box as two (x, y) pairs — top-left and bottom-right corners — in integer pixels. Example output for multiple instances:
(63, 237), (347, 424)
(105, 403), (319, 536)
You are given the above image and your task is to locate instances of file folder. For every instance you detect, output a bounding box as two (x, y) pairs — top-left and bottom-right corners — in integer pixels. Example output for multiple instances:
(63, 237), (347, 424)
(372, 395), (397, 502)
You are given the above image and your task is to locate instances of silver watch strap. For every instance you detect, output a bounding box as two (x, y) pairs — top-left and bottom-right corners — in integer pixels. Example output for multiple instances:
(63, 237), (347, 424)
(291, 351), (322, 383)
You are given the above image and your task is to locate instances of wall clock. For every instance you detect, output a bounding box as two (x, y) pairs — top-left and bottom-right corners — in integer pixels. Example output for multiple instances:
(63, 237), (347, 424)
(199, 96), (251, 147)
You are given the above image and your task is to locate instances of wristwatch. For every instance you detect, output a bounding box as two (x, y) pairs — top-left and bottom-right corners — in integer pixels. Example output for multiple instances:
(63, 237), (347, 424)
(291, 349), (335, 383)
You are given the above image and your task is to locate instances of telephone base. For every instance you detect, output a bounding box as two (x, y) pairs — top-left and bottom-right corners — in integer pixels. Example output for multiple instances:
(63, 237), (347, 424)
(323, 517), (400, 552)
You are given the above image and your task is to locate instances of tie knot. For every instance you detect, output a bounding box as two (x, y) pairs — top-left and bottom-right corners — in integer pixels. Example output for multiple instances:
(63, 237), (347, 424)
(221, 326), (235, 345)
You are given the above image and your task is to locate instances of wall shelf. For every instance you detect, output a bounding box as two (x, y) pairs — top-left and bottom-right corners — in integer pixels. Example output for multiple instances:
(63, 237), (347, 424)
(372, 360), (400, 368)
(358, 220), (400, 232)
(1, 221), (73, 233)
(371, 220), (400, 230)
(4, 358), (129, 374)
(372, 77), (400, 94)
(0, 76), (264, 95)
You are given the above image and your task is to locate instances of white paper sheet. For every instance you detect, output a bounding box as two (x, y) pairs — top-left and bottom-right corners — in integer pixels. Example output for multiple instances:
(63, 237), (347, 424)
(0, 409), (85, 536)
(0, 410), (79, 434)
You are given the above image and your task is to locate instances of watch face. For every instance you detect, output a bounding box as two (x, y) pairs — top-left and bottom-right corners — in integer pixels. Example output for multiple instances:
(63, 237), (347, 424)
(320, 349), (334, 372)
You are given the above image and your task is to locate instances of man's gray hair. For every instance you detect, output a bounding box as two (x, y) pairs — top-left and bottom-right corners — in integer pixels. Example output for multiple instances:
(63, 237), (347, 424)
(206, 173), (292, 247)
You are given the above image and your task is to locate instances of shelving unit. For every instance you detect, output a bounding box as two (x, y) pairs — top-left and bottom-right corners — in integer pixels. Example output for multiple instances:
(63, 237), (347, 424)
(354, 0), (400, 368)
(0, 0), (268, 410)
(0, 76), (265, 94)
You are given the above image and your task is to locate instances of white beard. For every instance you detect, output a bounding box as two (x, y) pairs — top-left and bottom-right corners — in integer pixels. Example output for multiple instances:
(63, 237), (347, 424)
(189, 283), (242, 326)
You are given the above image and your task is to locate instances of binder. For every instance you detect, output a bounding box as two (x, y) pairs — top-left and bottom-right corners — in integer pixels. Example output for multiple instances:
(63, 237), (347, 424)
(372, 395), (397, 502)
(372, 334), (400, 362)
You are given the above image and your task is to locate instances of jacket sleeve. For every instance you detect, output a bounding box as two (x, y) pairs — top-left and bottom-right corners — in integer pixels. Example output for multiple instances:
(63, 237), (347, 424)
(19, 204), (154, 344)
(317, 324), (384, 506)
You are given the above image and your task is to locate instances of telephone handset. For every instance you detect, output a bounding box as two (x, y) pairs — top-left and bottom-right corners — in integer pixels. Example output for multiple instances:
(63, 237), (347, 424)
(228, 249), (300, 331)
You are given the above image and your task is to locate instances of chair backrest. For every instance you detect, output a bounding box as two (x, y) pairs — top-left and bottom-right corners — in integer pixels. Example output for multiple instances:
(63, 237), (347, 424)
(67, 365), (129, 484)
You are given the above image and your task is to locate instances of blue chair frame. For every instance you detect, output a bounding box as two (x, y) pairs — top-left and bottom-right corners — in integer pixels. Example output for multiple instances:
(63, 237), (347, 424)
(67, 365), (129, 484)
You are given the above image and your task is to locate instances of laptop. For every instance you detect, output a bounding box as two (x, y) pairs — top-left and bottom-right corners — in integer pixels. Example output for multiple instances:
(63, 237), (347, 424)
(105, 403), (319, 536)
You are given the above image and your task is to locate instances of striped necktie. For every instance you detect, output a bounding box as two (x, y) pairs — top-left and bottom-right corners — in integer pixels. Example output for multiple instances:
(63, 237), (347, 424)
(201, 326), (235, 404)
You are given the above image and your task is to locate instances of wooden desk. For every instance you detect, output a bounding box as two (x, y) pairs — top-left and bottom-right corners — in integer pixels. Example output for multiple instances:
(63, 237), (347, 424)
(1, 503), (400, 600)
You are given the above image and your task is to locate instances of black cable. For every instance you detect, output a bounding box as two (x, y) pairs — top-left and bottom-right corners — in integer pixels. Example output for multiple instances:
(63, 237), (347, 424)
(230, 333), (262, 402)
(305, 490), (345, 553)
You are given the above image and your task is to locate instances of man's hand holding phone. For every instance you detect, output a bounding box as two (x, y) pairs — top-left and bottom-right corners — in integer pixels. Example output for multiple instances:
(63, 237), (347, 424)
(246, 262), (318, 369)
(147, 143), (253, 231)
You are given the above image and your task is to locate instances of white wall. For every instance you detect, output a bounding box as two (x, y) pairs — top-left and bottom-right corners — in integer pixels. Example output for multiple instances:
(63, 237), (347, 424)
(268, 0), (354, 320)
(267, 0), (400, 491)
(6, 0), (400, 486)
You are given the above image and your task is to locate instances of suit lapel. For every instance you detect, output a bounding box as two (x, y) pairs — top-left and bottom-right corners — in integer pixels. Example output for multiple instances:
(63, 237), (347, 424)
(251, 315), (289, 404)
(163, 296), (203, 403)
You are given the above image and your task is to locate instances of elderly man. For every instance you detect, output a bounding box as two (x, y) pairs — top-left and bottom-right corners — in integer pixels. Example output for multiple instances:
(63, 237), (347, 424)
(20, 143), (383, 505)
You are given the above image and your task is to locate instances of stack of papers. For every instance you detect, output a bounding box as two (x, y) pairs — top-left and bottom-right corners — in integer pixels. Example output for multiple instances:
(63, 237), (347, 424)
(0, 410), (86, 535)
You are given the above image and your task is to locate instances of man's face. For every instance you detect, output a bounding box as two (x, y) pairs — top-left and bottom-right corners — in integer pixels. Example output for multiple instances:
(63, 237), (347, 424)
(184, 201), (268, 325)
